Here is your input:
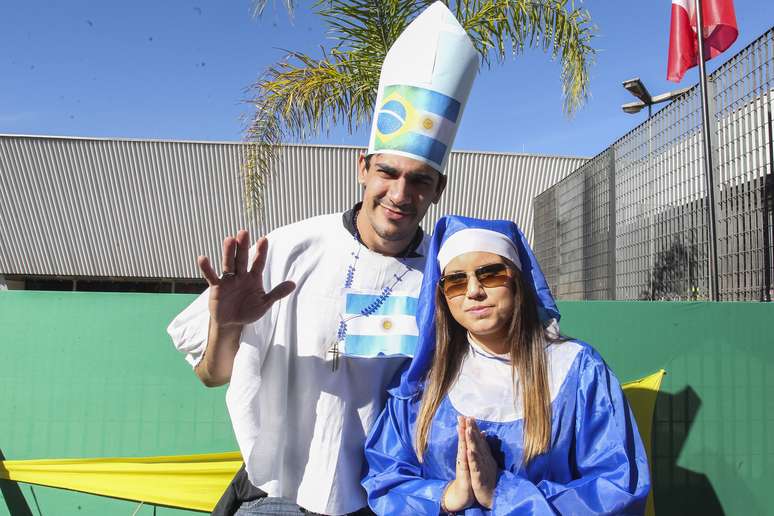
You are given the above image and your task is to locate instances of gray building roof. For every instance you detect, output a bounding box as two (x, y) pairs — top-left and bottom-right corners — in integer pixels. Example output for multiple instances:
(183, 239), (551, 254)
(0, 134), (586, 280)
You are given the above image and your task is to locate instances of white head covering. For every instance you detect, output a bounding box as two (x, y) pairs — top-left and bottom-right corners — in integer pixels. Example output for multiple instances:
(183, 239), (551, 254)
(367, 1), (478, 173)
(437, 228), (523, 272)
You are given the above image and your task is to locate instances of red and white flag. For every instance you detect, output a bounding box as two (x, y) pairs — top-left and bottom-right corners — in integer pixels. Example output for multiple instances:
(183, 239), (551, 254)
(667, 0), (739, 82)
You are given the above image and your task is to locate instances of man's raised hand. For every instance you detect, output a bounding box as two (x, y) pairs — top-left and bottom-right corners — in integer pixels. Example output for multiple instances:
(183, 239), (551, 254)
(198, 230), (296, 327)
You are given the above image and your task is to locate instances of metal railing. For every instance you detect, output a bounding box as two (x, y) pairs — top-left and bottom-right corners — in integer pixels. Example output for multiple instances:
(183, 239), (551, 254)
(534, 27), (774, 301)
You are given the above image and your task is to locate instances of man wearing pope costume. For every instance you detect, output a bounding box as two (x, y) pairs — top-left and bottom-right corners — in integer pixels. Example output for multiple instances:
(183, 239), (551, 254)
(362, 216), (650, 514)
(167, 3), (478, 514)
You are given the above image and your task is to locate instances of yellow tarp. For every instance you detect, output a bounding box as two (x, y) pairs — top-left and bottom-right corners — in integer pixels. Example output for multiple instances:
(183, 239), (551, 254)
(0, 451), (242, 512)
(0, 371), (665, 513)
(622, 369), (666, 516)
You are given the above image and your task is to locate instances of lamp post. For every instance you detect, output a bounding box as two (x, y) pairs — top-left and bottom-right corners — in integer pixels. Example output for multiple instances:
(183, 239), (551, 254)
(621, 78), (690, 119)
(621, 79), (690, 299)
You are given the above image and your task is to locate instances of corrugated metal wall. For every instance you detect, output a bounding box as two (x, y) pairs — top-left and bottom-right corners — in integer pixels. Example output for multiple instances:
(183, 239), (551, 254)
(0, 135), (585, 280)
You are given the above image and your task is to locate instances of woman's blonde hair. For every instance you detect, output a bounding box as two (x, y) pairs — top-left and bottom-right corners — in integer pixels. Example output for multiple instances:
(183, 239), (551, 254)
(414, 267), (553, 465)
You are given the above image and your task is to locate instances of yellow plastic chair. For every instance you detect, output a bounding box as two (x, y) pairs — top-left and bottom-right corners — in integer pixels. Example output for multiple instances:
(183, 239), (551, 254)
(622, 369), (667, 516)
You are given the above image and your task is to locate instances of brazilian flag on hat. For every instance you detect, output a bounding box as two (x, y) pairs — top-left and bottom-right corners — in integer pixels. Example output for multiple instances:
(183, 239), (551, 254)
(367, 1), (478, 173)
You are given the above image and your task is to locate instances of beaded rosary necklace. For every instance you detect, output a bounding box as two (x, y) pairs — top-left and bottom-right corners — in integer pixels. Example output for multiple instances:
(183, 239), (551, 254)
(328, 217), (415, 371)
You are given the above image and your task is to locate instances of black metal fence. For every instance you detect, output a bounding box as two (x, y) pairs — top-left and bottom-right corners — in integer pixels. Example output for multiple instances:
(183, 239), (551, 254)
(534, 27), (774, 301)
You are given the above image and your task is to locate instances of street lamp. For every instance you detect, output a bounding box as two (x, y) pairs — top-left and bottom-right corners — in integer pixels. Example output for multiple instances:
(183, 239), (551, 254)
(622, 101), (648, 114)
(623, 78), (653, 104)
(621, 78), (691, 118)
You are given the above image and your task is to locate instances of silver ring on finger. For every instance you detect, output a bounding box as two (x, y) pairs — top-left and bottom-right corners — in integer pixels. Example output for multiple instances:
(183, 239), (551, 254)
(221, 271), (237, 279)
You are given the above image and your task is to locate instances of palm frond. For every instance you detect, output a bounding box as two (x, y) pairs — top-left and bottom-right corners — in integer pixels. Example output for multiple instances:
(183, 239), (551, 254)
(317, 0), (422, 56)
(251, 0), (295, 19)
(452, 0), (595, 115)
(244, 48), (379, 208)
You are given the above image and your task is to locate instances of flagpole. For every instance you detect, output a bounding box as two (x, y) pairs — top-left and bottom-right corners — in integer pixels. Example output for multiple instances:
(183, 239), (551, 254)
(694, 0), (721, 301)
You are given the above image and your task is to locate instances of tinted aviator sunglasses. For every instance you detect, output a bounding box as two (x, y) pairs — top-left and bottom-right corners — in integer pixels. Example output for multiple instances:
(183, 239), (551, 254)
(439, 262), (513, 298)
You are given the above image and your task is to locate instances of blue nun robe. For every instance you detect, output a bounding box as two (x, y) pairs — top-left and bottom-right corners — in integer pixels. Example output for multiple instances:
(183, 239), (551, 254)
(362, 216), (650, 515)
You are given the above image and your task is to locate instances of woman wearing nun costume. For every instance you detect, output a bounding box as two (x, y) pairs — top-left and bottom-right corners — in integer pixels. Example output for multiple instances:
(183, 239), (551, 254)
(362, 216), (650, 515)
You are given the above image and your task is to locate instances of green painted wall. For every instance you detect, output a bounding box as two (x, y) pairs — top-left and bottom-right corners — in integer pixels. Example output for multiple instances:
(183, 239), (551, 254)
(560, 301), (774, 516)
(0, 291), (230, 515)
(1, 292), (772, 515)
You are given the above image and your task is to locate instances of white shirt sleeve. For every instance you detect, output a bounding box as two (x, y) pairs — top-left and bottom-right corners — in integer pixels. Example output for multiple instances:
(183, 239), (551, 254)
(167, 287), (211, 367)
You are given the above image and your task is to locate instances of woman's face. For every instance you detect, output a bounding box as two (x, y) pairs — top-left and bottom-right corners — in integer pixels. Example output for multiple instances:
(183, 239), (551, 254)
(441, 251), (516, 342)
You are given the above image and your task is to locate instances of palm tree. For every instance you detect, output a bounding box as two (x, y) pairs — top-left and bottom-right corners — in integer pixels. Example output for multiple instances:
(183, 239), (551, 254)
(244, 0), (596, 207)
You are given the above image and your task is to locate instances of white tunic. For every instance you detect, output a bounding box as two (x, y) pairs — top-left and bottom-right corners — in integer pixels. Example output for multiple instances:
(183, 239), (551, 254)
(167, 213), (427, 515)
(448, 336), (582, 422)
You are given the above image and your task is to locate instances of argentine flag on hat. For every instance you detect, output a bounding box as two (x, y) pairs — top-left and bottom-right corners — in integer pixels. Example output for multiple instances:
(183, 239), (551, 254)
(367, 1), (478, 172)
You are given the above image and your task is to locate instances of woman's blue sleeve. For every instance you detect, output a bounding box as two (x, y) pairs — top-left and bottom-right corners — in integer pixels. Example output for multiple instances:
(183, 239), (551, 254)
(362, 396), (448, 515)
(491, 353), (651, 516)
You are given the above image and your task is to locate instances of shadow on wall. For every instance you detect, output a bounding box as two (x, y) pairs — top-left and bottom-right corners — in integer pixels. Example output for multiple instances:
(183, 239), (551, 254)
(651, 386), (760, 516)
(0, 449), (33, 516)
(640, 239), (700, 301)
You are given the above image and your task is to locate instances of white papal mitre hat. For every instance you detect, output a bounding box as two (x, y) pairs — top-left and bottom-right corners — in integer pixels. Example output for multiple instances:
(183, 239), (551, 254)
(366, 1), (478, 173)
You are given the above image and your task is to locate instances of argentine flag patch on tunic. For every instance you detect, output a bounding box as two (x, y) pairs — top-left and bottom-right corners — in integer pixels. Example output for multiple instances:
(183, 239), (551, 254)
(340, 290), (419, 358)
(374, 85), (461, 170)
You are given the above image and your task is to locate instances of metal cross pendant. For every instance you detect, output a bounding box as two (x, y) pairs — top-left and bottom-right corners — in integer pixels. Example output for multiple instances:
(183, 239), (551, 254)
(328, 340), (341, 372)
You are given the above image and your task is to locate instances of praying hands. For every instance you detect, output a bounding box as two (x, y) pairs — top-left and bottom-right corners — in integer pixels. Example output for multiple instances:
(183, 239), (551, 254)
(442, 416), (499, 511)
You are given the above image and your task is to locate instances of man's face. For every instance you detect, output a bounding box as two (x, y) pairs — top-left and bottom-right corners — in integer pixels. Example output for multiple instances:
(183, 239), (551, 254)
(357, 153), (446, 244)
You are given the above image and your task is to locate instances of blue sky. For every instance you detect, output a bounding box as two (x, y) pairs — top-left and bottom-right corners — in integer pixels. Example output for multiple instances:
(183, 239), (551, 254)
(2, 1), (773, 158)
